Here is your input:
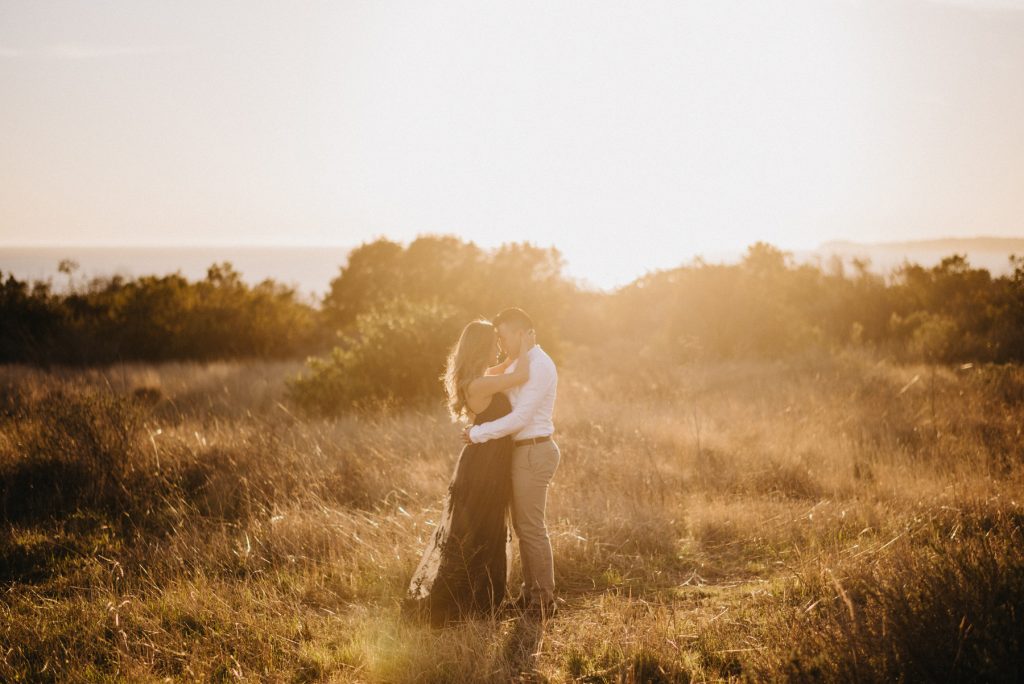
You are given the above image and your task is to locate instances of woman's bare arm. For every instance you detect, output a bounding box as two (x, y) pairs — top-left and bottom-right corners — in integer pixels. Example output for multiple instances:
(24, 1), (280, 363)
(467, 357), (529, 401)
(484, 357), (514, 376)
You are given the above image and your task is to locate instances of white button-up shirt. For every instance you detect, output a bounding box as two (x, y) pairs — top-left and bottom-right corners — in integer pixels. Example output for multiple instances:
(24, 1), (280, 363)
(468, 344), (557, 443)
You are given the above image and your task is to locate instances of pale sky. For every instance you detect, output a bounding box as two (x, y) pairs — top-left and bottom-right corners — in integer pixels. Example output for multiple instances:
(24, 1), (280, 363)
(2, 0), (1023, 287)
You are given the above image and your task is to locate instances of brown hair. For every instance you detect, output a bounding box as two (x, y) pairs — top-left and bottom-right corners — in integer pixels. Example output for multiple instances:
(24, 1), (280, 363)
(441, 319), (496, 420)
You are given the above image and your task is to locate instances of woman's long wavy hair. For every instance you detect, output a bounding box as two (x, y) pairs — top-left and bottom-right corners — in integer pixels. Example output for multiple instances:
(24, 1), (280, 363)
(442, 319), (497, 421)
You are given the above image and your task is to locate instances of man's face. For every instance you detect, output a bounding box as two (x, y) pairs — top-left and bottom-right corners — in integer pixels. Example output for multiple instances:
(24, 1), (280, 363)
(496, 323), (522, 359)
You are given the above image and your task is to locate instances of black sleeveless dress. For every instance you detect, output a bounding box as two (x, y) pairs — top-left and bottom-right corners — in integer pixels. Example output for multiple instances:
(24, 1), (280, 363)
(403, 392), (516, 627)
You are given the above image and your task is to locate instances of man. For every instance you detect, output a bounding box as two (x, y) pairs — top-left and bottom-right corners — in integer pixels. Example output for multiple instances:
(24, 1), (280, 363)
(462, 307), (560, 618)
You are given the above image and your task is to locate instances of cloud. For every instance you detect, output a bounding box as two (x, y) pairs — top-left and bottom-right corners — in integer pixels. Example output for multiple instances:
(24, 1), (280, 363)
(0, 44), (190, 59)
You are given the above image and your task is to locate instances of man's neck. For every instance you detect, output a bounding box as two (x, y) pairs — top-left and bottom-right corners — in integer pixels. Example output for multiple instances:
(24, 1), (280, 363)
(508, 343), (537, 362)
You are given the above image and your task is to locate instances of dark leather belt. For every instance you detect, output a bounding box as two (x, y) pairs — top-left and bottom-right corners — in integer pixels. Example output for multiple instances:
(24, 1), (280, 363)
(513, 435), (552, 447)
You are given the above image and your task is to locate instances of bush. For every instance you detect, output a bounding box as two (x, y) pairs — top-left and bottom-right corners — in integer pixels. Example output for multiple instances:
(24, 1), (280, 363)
(604, 243), (825, 361)
(286, 299), (465, 415)
(321, 236), (573, 356)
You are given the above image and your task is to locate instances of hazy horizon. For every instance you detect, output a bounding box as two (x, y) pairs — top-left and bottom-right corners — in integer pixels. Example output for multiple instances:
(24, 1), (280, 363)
(3, 234), (1022, 298)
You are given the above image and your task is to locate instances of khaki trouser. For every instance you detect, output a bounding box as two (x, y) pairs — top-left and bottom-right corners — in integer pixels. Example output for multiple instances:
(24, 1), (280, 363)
(510, 438), (560, 604)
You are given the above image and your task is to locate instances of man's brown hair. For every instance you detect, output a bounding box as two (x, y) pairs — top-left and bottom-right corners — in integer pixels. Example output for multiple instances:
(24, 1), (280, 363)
(493, 307), (534, 331)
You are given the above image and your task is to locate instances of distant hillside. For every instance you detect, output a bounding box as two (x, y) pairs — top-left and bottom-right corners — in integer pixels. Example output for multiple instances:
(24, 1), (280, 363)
(805, 237), (1024, 275)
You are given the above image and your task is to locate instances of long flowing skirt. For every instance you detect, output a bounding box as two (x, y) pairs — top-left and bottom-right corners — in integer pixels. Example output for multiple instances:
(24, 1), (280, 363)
(403, 436), (514, 627)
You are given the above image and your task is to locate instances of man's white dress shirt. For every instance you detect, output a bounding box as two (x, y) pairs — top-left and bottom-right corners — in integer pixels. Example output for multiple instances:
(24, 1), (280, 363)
(468, 344), (557, 443)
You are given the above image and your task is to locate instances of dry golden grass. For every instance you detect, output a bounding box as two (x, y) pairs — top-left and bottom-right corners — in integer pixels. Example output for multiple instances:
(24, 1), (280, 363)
(1, 346), (1022, 682)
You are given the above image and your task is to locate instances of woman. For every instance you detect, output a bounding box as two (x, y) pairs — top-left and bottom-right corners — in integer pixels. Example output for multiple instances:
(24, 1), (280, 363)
(402, 319), (534, 627)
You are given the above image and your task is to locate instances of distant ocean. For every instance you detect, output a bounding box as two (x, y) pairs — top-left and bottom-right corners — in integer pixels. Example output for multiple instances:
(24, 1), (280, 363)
(0, 246), (352, 302)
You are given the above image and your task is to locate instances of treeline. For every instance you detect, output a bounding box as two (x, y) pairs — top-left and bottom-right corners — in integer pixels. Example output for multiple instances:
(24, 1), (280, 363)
(0, 237), (572, 368)
(3, 235), (1024, 377)
(1, 262), (322, 364)
(607, 242), (1024, 365)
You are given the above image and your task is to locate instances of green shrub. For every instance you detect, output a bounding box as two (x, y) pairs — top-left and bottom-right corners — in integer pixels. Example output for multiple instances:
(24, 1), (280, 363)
(287, 299), (465, 415)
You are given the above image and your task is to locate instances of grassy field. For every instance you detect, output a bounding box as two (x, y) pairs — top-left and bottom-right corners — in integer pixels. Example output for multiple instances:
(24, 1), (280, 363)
(1, 347), (1022, 682)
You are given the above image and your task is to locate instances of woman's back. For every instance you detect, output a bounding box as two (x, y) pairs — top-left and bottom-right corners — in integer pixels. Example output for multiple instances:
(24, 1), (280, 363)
(472, 391), (512, 426)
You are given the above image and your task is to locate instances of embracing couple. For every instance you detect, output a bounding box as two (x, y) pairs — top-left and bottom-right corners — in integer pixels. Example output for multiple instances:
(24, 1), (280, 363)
(402, 307), (560, 626)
